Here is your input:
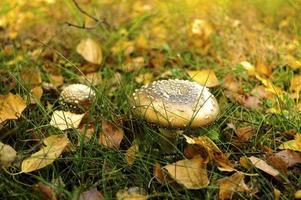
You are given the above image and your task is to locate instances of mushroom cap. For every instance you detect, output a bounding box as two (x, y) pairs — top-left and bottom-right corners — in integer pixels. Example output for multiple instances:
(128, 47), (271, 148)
(59, 84), (95, 112)
(131, 79), (219, 128)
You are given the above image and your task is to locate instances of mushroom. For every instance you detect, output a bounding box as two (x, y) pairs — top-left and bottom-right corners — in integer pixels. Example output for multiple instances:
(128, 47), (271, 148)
(59, 83), (96, 113)
(131, 79), (219, 128)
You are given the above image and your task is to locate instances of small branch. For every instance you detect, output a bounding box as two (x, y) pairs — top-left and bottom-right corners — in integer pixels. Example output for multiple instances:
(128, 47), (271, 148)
(65, 0), (112, 30)
(72, 0), (98, 22)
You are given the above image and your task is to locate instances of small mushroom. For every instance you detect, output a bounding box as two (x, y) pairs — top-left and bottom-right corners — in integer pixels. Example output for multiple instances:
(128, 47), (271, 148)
(59, 84), (95, 112)
(131, 79), (219, 128)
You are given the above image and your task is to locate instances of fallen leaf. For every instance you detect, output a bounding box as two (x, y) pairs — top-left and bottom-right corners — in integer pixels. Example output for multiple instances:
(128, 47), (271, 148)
(76, 38), (103, 65)
(125, 142), (139, 166)
(256, 62), (272, 77)
(50, 111), (85, 131)
(99, 120), (124, 149)
(122, 57), (145, 72)
(187, 136), (235, 171)
(240, 61), (256, 76)
(77, 123), (95, 144)
(79, 188), (104, 200)
(290, 75), (301, 93)
(217, 172), (250, 200)
(279, 133), (301, 152)
(273, 188), (281, 200)
(251, 86), (275, 99)
(0, 93), (27, 124)
(20, 67), (42, 87)
(239, 156), (252, 170)
(21, 135), (69, 173)
(295, 190), (301, 199)
(33, 182), (57, 200)
(163, 155), (209, 189)
(153, 163), (165, 184)
(188, 69), (220, 87)
(225, 92), (262, 110)
(248, 156), (280, 177)
(29, 86), (43, 104)
(116, 187), (147, 200)
(236, 126), (255, 142)
(0, 142), (17, 167)
(135, 73), (153, 85)
(284, 55), (301, 70)
(267, 150), (301, 173)
(223, 75), (243, 94)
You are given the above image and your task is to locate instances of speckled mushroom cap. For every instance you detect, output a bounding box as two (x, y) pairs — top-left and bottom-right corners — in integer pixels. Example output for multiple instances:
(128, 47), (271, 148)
(59, 84), (95, 112)
(131, 79), (219, 128)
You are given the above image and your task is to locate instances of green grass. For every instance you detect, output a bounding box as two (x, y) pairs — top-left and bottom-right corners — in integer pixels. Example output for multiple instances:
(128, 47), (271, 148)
(1, 0), (301, 199)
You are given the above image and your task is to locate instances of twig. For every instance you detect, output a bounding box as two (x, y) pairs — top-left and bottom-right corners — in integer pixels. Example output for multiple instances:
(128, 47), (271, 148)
(65, 0), (111, 30)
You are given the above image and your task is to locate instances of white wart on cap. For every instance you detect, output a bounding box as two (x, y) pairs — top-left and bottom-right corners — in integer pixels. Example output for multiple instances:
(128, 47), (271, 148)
(131, 79), (219, 128)
(59, 84), (95, 112)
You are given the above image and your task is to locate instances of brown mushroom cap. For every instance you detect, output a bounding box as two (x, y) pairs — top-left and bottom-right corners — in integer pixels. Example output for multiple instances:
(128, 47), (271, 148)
(131, 79), (219, 128)
(59, 84), (95, 112)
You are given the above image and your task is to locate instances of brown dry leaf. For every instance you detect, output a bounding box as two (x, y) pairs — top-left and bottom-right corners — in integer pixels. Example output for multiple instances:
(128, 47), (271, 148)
(0, 93), (27, 124)
(273, 188), (281, 200)
(21, 135), (69, 173)
(217, 172), (250, 200)
(187, 136), (235, 171)
(77, 123), (95, 144)
(153, 163), (165, 184)
(50, 111), (85, 131)
(188, 69), (220, 87)
(79, 188), (104, 200)
(279, 133), (301, 152)
(0, 142), (17, 168)
(251, 86), (275, 99)
(223, 75), (243, 93)
(99, 121), (124, 149)
(33, 182), (57, 200)
(267, 150), (301, 173)
(248, 156), (280, 177)
(225, 92), (262, 110)
(76, 38), (103, 65)
(20, 67), (42, 87)
(125, 142), (139, 166)
(295, 190), (301, 199)
(236, 126), (255, 142)
(135, 73), (153, 85)
(116, 187), (147, 200)
(29, 86), (43, 104)
(163, 155), (209, 189)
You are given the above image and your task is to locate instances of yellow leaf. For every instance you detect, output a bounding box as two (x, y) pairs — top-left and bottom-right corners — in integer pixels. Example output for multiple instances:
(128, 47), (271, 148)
(76, 38), (103, 64)
(20, 67), (42, 87)
(50, 111), (85, 131)
(125, 142), (139, 166)
(163, 155), (209, 189)
(116, 187), (147, 200)
(274, 188), (281, 200)
(295, 190), (301, 199)
(134, 72), (153, 85)
(0, 142), (17, 168)
(29, 86), (43, 104)
(279, 133), (301, 152)
(217, 172), (250, 200)
(240, 61), (256, 76)
(188, 69), (220, 87)
(290, 75), (301, 93)
(21, 135), (69, 173)
(0, 93), (26, 123)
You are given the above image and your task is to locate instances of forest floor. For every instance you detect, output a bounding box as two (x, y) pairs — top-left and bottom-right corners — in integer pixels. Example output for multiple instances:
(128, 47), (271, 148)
(0, 0), (301, 199)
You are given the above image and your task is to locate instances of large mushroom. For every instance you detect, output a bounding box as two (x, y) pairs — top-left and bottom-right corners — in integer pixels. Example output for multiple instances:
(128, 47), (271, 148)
(131, 79), (219, 128)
